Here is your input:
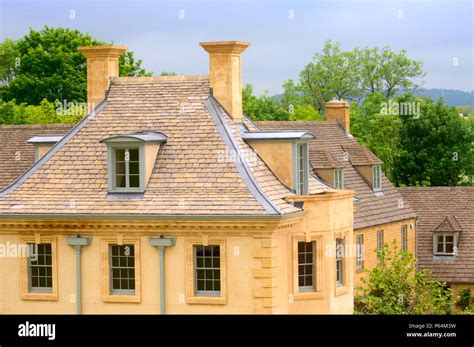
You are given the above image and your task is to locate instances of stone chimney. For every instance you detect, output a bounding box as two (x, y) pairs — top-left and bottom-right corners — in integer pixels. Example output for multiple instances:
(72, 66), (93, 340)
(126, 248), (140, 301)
(200, 41), (250, 122)
(77, 46), (127, 111)
(325, 99), (350, 133)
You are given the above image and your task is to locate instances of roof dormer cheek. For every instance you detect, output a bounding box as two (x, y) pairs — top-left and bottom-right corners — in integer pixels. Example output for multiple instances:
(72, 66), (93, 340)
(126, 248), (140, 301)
(100, 132), (167, 194)
(242, 131), (314, 195)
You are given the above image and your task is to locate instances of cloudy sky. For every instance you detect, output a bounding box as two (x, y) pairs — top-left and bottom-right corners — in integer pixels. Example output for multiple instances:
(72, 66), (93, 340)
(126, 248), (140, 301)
(1, 0), (472, 95)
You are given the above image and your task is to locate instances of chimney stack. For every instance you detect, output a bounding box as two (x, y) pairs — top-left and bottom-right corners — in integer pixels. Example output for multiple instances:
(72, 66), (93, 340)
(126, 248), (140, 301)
(200, 41), (250, 123)
(325, 99), (350, 133)
(77, 46), (127, 111)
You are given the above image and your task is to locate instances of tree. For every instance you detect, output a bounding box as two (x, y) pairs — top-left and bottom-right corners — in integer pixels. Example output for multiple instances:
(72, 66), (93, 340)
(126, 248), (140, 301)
(296, 40), (361, 112)
(288, 41), (426, 112)
(355, 242), (452, 314)
(0, 26), (152, 105)
(0, 39), (18, 86)
(393, 96), (474, 186)
(351, 93), (402, 181)
(357, 46), (425, 98)
(0, 98), (83, 125)
(242, 83), (289, 121)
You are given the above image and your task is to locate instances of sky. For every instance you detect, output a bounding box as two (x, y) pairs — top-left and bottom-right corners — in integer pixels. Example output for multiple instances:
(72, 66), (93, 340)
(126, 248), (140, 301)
(0, 0), (473, 95)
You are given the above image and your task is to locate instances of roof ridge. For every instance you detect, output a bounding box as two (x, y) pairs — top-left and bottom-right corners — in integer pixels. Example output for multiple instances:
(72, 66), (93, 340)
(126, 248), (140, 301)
(111, 75), (209, 83)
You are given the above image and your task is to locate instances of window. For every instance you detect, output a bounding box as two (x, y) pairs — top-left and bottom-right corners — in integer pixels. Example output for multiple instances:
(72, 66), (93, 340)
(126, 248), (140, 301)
(101, 238), (141, 303)
(298, 241), (316, 291)
(401, 225), (407, 251)
(28, 243), (52, 292)
(295, 142), (309, 195)
(334, 168), (344, 189)
(194, 245), (221, 296)
(377, 230), (384, 263)
(434, 234), (455, 256)
(372, 165), (382, 191)
(336, 238), (344, 286)
(112, 147), (142, 191)
(109, 244), (136, 294)
(356, 234), (364, 271)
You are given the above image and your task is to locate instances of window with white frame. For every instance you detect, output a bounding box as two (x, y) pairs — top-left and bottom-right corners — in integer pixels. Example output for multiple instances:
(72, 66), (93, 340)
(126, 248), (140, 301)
(111, 147), (142, 191)
(377, 230), (384, 263)
(372, 165), (382, 191)
(109, 244), (136, 294)
(194, 245), (221, 296)
(434, 234), (455, 256)
(336, 238), (344, 286)
(295, 142), (309, 195)
(27, 243), (52, 292)
(356, 234), (364, 271)
(401, 225), (407, 251)
(298, 241), (316, 291)
(334, 168), (344, 189)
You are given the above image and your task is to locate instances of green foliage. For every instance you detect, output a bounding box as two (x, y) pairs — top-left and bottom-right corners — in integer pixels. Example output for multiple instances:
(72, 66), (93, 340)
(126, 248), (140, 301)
(242, 84), (289, 121)
(392, 97), (474, 186)
(357, 46), (425, 98)
(0, 98), (83, 124)
(286, 40), (425, 112)
(289, 104), (322, 121)
(159, 71), (178, 76)
(456, 288), (472, 310)
(355, 242), (452, 315)
(0, 39), (18, 86)
(0, 26), (152, 105)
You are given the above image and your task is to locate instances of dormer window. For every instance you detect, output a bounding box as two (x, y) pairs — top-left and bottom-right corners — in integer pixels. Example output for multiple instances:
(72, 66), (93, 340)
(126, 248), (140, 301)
(28, 135), (64, 162)
(295, 142), (309, 195)
(434, 234), (455, 256)
(112, 147), (142, 191)
(100, 132), (167, 194)
(334, 168), (344, 189)
(372, 165), (382, 192)
(241, 131), (313, 196)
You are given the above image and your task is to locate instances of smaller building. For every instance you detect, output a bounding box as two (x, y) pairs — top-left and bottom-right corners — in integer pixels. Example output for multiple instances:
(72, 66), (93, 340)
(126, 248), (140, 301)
(398, 187), (474, 296)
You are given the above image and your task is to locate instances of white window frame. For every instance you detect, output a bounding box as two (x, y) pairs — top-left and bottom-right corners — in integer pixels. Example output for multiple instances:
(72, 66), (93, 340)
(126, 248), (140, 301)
(433, 233), (456, 256)
(334, 168), (344, 189)
(107, 144), (146, 193)
(293, 142), (309, 195)
(372, 165), (382, 192)
(356, 234), (364, 271)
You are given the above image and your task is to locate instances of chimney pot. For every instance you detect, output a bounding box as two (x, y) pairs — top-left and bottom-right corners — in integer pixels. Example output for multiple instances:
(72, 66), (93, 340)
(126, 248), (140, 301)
(200, 41), (250, 122)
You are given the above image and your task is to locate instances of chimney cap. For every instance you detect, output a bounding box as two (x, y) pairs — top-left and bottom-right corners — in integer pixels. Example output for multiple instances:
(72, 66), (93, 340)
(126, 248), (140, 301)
(200, 41), (250, 54)
(325, 99), (349, 107)
(77, 45), (127, 58)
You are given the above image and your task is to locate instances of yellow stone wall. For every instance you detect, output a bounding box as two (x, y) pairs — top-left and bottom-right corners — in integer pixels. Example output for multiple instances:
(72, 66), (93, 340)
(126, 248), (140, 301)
(353, 218), (417, 288)
(0, 191), (354, 314)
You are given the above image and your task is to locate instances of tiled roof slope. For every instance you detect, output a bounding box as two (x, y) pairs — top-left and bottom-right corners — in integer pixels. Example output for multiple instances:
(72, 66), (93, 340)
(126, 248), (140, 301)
(0, 124), (73, 190)
(256, 121), (416, 229)
(398, 187), (474, 283)
(0, 76), (329, 216)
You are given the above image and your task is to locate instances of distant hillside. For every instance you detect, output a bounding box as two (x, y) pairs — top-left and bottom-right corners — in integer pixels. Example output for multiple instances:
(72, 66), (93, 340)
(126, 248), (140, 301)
(272, 89), (474, 107)
(407, 89), (474, 106)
